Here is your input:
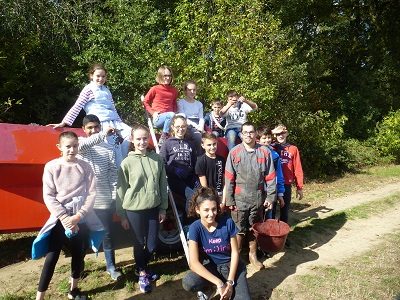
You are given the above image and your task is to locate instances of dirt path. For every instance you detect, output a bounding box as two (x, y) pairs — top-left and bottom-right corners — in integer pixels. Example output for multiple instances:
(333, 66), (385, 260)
(1, 182), (400, 299)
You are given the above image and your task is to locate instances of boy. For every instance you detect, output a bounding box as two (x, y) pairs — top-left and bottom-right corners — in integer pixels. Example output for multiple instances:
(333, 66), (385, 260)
(195, 132), (226, 207)
(219, 90), (257, 150)
(271, 124), (304, 227)
(257, 127), (285, 218)
(225, 122), (276, 270)
(204, 100), (226, 137)
(77, 114), (122, 280)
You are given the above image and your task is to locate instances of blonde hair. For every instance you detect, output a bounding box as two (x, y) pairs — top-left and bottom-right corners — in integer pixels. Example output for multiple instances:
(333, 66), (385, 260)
(156, 65), (173, 84)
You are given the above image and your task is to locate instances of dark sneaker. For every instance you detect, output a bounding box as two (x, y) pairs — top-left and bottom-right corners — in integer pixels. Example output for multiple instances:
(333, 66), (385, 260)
(67, 288), (87, 300)
(138, 275), (152, 293)
(107, 269), (122, 281)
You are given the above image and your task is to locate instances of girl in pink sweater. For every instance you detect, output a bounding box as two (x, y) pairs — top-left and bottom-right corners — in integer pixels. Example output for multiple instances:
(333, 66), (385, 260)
(35, 131), (96, 300)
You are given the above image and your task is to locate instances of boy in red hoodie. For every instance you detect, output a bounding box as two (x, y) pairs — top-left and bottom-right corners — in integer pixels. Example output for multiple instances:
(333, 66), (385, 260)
(271, 124), (304, 227)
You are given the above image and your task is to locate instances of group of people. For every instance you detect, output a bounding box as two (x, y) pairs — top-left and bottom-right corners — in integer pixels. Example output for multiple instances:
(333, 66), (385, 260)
(33, 63), (304, 300)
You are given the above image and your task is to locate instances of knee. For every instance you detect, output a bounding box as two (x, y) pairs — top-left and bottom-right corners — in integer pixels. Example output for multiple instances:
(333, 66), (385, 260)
(182, 273), (197, 292)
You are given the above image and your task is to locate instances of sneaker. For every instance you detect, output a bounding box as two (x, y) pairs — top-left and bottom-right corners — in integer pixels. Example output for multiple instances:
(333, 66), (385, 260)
(158, 133), (168, 147)
(67, 288), (86, 300)
(134, 268), (159, 282)
(107, 269), (122, 281)
(197, 291), (209, 300)
(138, 274), (152, 293)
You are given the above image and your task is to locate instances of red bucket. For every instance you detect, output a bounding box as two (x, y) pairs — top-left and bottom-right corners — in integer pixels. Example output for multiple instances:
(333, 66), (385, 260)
(252, 219), (290, 252)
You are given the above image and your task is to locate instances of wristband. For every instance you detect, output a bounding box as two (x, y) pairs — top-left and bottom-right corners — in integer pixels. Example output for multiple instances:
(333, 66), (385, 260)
(226, 280), (235, 286)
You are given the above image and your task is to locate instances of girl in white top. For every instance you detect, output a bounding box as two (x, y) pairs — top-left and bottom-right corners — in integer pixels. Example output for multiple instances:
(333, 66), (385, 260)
(177, 80), (204, 153)
(48, 63), (131, 166)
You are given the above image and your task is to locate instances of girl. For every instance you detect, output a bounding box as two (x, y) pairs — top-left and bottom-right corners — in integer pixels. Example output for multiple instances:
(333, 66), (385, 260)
(143, 65), (178, 146)
(177, 80), (204, 153)
(159, 115), (199, 213)
(182, 187), (251, 300)
(116, 124), (168, 294)
(48, 63), (131, 166)
(34, 131), (96, 300)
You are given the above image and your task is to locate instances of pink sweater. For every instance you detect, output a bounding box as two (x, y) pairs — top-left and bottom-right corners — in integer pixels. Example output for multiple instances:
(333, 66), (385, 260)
(42, 158), (96, 227)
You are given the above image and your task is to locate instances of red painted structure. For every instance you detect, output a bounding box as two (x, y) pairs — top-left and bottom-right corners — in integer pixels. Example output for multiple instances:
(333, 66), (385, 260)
(0, 123), (229, 233)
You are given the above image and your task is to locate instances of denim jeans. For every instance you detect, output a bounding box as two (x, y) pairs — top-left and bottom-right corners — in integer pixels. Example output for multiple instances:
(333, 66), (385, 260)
(153, 112), (175, 133)
(182, 260), (251, 299)
(125, 208), (159, 271)
(225, 127), (242, 150)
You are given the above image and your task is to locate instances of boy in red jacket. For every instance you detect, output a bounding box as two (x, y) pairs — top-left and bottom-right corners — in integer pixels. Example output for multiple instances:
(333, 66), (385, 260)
(271, 124), (304, 227)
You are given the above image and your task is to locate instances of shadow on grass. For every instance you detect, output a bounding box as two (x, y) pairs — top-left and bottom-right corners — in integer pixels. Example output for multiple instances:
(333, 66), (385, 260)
(0, 235), (36, 268)
(248, 212), (347, 299)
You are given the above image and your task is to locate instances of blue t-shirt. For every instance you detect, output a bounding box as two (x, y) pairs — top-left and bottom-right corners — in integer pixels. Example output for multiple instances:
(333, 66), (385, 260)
(188, 216), (238, 265)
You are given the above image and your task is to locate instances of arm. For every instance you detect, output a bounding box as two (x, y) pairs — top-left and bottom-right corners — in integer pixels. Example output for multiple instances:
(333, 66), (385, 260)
(109, 148), (118, 201)
(198, 175), (208, 187)
(78, 132), (107, 153)
(197, 102), (205, 132)
(219, 236), (239, 299)
(219, 100), (233, 116)
(263, 150), (277, 207)
(240, 96), (257, 110)
(275, 157), (285, 207)
(158, 158), (169, 216)
(143, 86), (157, 116)
(224, 152), (237, 207)
(61, 86), (93, 126)
(76, 163), (96, 219)
(292, 146), (304, 199)
(116, 163), (129, 221)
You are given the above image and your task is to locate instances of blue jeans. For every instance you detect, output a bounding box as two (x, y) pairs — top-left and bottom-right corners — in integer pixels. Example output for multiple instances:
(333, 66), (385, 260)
(182, 260), (250, 299)
(125, 208), (159, 271)
(271, 184), (292, 223)
(225, 128), (242, 150)
(154, 112), (175, 133)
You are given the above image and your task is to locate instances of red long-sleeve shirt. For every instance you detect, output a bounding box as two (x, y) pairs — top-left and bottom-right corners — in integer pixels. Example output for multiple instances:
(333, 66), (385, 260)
(273, 143), (304, 190)
(143, 84), (178, 115)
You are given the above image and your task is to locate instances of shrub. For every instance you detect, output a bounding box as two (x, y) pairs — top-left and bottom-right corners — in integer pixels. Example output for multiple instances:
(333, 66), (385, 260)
(376, 110), (400, 162)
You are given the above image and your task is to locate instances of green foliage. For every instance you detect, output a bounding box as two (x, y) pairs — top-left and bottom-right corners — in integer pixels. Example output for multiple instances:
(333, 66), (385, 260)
(376, 110), (400, 162)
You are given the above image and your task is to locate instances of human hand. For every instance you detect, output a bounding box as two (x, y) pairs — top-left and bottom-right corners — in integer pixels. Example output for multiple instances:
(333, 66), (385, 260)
(70, 214), (81, 226)
(121, 218), (130, 230)
(238, 96), (245, 103)
(278, 196), (285, 208)
(220, 202), (226, 213)
(219, 283), (233, 300)
(104, 127), (116, 136)
(152, 112), (159, 121)
(263, 200), (273, 210)
(159, 213), (166, 223)
(47, 122), (66, 129)
(229, 205), (237, 211)
(296, 189), (304, 200)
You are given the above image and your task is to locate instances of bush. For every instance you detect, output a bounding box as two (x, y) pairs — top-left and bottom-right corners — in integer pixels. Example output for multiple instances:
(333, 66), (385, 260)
(376, 110), (400, 162)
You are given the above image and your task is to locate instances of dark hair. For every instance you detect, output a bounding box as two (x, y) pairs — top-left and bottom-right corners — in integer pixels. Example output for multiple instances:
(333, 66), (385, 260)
(129, 124), (150, 152)
(226, 90), (239, 97)
(88, 63), (107, 78)
(169, 115), (188, 137)
(241, 122), (255, 133)
(82, 114), (101, 127)
(257, 126), (273, 139)
(188, 187), (220, 217)
(58, 131), (78, 143)
(201, 132), (217, 143)
(183, 80), (197, 91)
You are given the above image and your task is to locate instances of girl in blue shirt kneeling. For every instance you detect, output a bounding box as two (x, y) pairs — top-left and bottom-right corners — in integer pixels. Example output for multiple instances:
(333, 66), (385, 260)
(182, 187), (250, 300)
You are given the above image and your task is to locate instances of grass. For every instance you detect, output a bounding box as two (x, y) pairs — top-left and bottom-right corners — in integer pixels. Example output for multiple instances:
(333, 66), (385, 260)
(1, 164), (400, 299)
(272, 231), (400, 300)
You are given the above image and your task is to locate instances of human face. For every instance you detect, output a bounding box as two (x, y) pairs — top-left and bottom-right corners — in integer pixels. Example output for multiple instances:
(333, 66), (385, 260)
(185, 83), (197, 101)
(57, 137), (79, 162)
(212, 103), (221, 115)
(275, 131), (288, 144)
(227, 95), (238, 106)
(195, 199), (218, 226)
(172, 118), (187, 139)
(90, 69), (107, 86)
(162, 69), (172, 85)
(82, 122), (101, 137)
(132, 128), (149, 154)
(241, 125), (256, 146)
(201, 138), (217, 157)
(259, 134), (273, 146)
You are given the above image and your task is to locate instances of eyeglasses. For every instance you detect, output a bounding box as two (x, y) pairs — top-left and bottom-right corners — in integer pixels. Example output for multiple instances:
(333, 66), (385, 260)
(275, 132), (286, 136)
(163, 74), (172, 77)
(174, 125), (187, 130)
(242, 131), (255, 136)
